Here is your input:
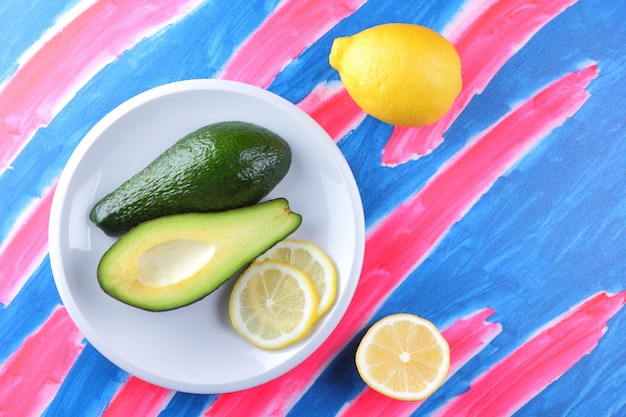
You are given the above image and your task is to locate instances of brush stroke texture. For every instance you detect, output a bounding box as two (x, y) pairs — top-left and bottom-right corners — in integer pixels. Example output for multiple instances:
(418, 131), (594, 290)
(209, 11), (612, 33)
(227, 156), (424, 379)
(219, 0), (366, 88)
(1, 0), (625, 415)
(203, 64), (596, 417)
(0, 185), (54, 305)
(297, 82), (365, 142)
(0, 0), (81, 82)
(282, 63), (600, 417)
(0, 0), (204, 174)
(41, 345), (130, 416)
(0, 307), (84, 417)
(102, 377), (172, 417)
(435, 291), (626, 417)
(381, 0), (579, 166)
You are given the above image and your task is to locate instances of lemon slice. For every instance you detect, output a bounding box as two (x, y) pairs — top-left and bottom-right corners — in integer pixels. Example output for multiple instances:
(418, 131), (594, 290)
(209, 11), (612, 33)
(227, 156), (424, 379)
(229, 260), (319, 350)
(256, 239), (337, 317)
(355, 314), (450, 401)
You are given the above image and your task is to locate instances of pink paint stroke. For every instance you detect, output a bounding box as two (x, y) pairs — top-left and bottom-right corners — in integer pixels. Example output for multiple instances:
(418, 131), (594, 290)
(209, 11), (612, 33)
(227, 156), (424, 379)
(219, 0), (366, 88)
(338, 308), (501, 417)
(0, 0), (363, 302)
(435, 291), (626, 417)
(203, 64), (597, 417)
(102, 377), (172, 417)
(372, 64), (595, 278)
(381, 0), (579, 166)
(0, 307), (84, 417)
(297, 83), (365, 142)
(0, 0), (204, 174)
(0, 184), (55, 305)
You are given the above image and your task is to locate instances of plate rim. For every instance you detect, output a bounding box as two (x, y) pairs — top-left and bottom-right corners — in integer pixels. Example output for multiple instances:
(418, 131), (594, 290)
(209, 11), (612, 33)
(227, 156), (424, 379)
(48, 79), (365, 393)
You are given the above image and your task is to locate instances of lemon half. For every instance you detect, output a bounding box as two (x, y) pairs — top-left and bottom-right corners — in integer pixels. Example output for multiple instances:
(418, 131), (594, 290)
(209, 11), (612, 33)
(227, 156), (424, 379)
(355, 314), (450, 401)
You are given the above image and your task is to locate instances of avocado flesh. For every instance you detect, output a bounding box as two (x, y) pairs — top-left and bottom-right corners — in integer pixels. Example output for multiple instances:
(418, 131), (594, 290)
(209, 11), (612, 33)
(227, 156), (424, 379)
(97, 198), (302, 311)
(90, 121), (292, 235)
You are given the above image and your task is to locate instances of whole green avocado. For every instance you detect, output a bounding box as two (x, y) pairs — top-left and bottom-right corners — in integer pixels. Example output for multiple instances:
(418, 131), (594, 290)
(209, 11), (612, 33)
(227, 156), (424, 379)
(90, 121), (292, 235)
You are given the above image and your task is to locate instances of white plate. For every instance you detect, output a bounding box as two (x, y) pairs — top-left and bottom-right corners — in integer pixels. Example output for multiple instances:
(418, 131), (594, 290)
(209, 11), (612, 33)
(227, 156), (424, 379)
(49, 79), (365, 394)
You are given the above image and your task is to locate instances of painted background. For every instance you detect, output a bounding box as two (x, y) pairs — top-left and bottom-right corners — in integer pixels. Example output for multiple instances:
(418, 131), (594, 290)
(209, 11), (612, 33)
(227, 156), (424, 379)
(1, 0), (625, 416)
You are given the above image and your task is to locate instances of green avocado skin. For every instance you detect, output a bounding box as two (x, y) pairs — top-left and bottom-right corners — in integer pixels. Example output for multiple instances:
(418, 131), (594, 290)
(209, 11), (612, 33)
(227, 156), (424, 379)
(90, 121), (291, 235)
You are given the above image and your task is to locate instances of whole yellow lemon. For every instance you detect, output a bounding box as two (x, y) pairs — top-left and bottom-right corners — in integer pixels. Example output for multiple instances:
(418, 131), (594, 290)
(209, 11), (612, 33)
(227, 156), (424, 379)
(329, 23), (462, 127)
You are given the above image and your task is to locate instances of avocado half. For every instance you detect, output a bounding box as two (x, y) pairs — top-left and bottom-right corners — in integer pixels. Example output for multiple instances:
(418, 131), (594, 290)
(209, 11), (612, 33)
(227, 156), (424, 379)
(97, 198), (301, 311)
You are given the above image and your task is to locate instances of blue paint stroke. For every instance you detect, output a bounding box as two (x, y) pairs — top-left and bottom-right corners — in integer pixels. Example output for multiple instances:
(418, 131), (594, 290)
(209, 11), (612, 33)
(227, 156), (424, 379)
(0, 0), (625, 415)
(0, 257), (61, 363)
(0, 0), (82, 82)
(158, 392), (216, 417)
(42, 344), (129, 417)
(287, 1), (626, 415)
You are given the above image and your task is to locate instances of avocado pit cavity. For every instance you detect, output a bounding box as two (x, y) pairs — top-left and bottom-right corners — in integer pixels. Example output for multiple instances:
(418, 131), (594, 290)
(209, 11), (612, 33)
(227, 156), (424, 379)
(137, 239), (216, 287)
